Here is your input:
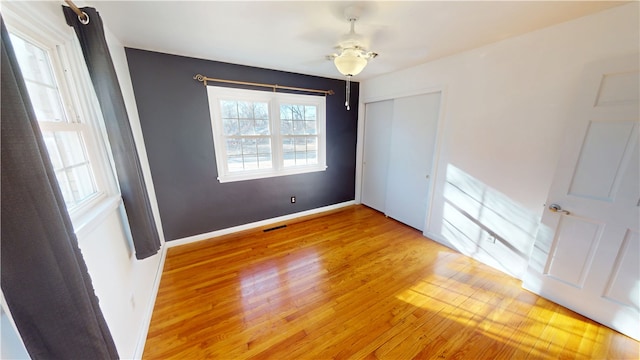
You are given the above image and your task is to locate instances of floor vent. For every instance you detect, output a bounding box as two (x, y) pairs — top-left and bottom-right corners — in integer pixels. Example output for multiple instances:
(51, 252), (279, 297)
(263, 224), (287, 232)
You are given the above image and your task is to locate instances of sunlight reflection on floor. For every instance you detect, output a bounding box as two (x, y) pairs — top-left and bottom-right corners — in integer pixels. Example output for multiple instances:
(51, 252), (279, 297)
(394, 259), (617, 359)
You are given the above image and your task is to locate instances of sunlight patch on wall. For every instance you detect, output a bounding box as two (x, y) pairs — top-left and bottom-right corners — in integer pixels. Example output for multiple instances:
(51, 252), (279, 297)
(441, 164), (540, 278)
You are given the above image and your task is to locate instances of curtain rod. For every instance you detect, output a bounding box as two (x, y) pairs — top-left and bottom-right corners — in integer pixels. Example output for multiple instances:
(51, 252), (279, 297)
(193, 74), (335, 96)
(64, 0), (89, 23)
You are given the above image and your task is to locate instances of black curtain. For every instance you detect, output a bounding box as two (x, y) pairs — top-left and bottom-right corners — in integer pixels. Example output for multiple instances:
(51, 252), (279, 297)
(0, 17), (119, 359)
(63, 6), (160, 259)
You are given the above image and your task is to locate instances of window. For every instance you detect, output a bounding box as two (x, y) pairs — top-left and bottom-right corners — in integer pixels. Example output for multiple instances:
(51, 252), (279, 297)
(9, 32), (108, 213)
(207, 86), (327, 182)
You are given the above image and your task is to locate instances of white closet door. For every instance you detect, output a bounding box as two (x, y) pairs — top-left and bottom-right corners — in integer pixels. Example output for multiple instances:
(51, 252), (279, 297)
(385, 93), (440, 230)
(361, 100), (394, 212)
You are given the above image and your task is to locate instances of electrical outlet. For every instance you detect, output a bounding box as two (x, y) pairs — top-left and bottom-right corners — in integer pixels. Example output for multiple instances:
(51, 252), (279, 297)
(291, 196), (296, 203)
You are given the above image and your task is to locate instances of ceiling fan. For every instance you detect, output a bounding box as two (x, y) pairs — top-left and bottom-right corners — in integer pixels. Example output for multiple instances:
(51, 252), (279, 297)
(327, 6), (378, 110)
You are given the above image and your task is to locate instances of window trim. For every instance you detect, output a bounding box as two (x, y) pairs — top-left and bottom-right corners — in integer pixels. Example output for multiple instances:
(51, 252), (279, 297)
(4, 5), (119, 226)
(207, 86), (327, 183)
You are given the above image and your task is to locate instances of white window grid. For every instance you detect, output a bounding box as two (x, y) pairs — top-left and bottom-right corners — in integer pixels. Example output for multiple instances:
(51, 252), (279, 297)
(7, 27), (112, 216)
(207, 86), (327, 183)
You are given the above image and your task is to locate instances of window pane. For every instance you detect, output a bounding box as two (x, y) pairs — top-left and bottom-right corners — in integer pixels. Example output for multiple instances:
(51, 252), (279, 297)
(241, 138), (257, 155)
(243, 155), (259, 170)
(285, 137), (307, 166)
(295, 137), (307, 152)
(70, 164), (97, 202)
(283, 137), (295, 167)
(280, 105), (292, 120)
(305, 121), (317, 135)
(225, 138), (241, 155)
(292, 105), (304, 120)
(238, 101), (253, 119)
(282, 103), (317, 135)
(307, 137), (318, 164)
(306, 136), (318, 151)
(223, 119), (239, 135)
(283, 154), (295, 167)
(293, 121), (306, 135)
(11, 34), (66, 123)
(226, 136), (272, 172)
(24, 81), (66, 122)
(282, 137), (294, 152)
(255, 120), (270, 135)
(281, 136), (319, 167)
(9, 34), (56, 86)
(281, 120), (293, 135)
(42, 132), (63, 170)
(305, 106), (317, 120)
(228, 155), (244, 172)
(307, 151), (318, 164)
(258, 154), (272, 169)
(56, 131), (88, 166)
(295, 151), (307, 165)
(42, 130), (98, 208)
(221, 100), (238, 119)
(257, 138), (271, 155)
(254, 103), (269, 120)
(239, 120), (255, 135)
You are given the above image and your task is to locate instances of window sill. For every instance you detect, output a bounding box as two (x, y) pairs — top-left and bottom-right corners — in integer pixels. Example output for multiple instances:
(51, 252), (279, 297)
(73, 195), (122, 239)
(218, 165), (327, 183)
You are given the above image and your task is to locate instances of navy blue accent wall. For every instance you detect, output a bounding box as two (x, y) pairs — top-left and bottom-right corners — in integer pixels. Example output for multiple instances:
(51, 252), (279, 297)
(125, 48), (358, 241)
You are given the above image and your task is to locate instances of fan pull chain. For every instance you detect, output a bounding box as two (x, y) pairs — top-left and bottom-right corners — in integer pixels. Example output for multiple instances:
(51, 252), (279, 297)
(345, 75), (351, 111)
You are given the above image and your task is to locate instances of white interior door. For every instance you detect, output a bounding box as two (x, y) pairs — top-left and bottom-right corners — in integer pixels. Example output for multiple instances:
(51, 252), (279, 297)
(385, 93), (440, 231)
(524, 54), (640, 340)
(361, 100), (393, 212)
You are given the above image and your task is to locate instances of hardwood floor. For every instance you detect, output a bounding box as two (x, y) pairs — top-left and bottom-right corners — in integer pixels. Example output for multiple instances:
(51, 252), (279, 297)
(143, 205), (639, 359)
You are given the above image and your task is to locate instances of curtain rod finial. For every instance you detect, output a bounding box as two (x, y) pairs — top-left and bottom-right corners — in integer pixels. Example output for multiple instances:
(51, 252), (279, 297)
(193, 74), (207, 86)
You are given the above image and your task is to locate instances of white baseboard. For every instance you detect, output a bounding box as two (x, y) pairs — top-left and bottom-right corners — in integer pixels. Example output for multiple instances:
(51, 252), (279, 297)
(166, 200), (356, 248)
(133, 245), (168, 360)
(423, 230), (456, 250)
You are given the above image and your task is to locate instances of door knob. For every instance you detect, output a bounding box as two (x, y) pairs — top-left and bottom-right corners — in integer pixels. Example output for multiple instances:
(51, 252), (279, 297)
(549, 203), (570, 215)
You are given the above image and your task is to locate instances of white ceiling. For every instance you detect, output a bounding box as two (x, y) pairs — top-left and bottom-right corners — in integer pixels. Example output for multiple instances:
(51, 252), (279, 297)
(82, 1), (625, 80)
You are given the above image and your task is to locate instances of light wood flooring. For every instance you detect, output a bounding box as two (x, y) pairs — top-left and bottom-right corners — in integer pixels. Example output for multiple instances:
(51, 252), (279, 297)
(143, 205), (639, 359)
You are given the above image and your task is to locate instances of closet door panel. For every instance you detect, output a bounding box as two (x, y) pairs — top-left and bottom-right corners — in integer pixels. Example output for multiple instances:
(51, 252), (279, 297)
(385, 93), (440, 230)
(361, 100), (394, 212)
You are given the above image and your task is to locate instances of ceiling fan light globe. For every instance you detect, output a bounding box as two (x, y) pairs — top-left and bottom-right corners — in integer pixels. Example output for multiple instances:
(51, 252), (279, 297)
(334, 50), (368, 76)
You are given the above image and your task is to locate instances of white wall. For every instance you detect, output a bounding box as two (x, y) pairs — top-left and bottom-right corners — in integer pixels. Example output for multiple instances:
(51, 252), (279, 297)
(1, 305), (29, 359)
(360, 3), (639, 277)
(77, 203), (163, 359)
(100, 23), (167, 359)
(1, 2), (166, 359)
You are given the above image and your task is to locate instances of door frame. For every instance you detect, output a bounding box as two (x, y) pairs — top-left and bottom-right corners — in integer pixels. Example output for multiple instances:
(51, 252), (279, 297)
(355, 86), (449, 235)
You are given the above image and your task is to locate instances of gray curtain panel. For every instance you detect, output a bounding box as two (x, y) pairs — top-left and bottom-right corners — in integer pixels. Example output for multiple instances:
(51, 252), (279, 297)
(63, 6), (161, 259)
(0, 17), (119, 359)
